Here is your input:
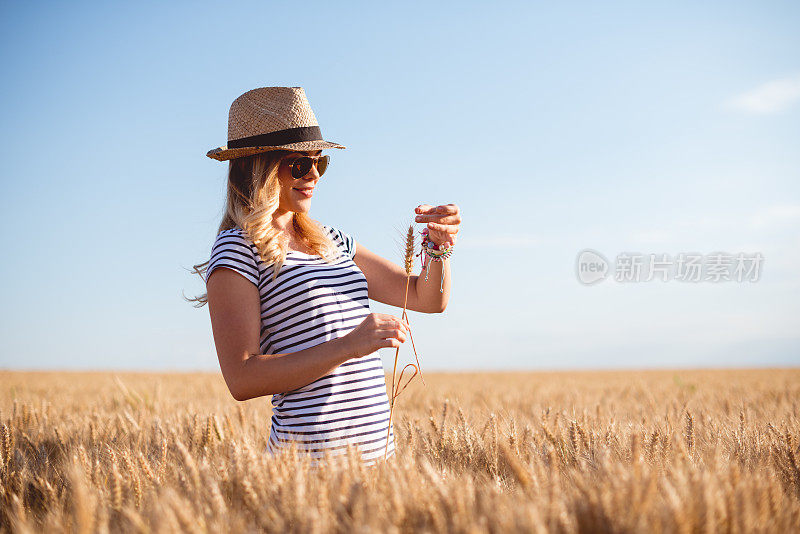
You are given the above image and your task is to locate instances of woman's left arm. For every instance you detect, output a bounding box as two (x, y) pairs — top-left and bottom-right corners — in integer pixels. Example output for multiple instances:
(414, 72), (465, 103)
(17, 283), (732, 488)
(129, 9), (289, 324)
(353, 203), (461, 313)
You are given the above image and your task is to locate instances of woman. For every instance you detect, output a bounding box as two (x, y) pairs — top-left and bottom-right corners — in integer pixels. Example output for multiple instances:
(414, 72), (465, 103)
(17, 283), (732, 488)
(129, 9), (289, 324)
(191, 87), (461, 466)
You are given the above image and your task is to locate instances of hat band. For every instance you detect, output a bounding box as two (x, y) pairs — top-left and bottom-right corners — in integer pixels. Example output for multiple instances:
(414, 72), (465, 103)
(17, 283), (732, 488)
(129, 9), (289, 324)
(227, 126), (323, 149)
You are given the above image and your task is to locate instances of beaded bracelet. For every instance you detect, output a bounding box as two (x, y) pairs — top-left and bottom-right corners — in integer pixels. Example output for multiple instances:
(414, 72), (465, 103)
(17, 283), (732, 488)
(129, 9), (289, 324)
(416, 227), (454, 293)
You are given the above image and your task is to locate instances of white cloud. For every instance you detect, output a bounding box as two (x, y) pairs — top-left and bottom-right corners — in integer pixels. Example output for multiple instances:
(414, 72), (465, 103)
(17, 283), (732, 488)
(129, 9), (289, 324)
(726, 74), (800, 114)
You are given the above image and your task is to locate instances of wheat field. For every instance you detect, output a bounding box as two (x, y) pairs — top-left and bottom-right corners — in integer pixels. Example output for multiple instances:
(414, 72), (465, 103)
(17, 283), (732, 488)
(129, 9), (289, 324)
(0, 368), (798, 533)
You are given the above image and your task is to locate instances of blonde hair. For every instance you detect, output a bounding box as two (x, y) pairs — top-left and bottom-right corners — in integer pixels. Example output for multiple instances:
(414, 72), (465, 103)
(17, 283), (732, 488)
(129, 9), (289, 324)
(186, 150), (340, 307)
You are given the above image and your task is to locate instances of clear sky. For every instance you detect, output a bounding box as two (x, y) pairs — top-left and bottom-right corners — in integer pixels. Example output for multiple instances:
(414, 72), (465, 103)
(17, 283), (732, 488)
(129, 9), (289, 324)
(1, 1), (798, 372)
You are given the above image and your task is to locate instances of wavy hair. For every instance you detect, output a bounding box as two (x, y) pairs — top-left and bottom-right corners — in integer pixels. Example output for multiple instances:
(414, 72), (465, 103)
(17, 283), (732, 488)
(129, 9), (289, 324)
(186, 150), (340, 307)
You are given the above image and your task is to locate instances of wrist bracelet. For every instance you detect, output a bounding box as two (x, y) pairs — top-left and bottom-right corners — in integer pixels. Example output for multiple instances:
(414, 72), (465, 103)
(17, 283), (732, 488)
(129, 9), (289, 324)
(416, 227), (453, 293)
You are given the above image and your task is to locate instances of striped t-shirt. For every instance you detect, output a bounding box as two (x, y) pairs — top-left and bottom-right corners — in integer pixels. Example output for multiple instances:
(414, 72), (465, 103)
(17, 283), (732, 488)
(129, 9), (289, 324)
(205, 224), (395, 465)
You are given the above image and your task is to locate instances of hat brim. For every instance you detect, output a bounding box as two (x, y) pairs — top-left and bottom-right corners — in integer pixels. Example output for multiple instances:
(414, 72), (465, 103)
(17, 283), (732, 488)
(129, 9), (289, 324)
(206, 139), (346, 161)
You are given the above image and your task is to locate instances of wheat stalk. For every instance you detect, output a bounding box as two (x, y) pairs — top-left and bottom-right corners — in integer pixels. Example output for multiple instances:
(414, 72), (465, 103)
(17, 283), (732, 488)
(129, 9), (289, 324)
(385, 224), (421, 460)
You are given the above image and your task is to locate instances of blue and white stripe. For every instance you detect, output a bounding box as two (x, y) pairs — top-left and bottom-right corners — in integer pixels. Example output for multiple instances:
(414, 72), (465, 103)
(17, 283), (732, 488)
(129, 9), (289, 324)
(206, 224), (395, 465)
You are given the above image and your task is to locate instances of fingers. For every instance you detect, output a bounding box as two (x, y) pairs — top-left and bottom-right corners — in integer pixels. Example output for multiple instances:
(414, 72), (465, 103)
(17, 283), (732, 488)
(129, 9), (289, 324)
(416, 204), (459, 215)
(352, 314), (410, 357)
(436, 204), (459, 214)
(415, 204), (460, 235)
(426, 222), (460, 234)
(376, 328), (407, 343)
(415, 213), (462, 224)
(381, 338), (402, 349)
(375, 314), (409, 332)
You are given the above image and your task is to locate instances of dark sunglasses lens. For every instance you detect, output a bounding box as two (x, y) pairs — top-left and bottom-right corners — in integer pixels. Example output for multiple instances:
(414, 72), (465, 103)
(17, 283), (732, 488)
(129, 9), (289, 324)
(317, 155), (329, 177)
(291, 157), (313, 179)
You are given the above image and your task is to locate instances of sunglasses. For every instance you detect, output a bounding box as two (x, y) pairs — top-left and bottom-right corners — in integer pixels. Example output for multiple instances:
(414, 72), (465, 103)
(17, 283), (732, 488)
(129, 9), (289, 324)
(284, 154), (329, 179)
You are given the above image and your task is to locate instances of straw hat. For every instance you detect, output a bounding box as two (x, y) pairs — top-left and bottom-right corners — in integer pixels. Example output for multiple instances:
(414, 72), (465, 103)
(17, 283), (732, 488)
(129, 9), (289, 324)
(206, 86), (346, 161)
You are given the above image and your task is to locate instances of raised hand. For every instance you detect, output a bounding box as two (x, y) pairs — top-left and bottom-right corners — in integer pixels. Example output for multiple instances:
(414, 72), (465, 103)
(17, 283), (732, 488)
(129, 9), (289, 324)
(414, 204), (461, 247)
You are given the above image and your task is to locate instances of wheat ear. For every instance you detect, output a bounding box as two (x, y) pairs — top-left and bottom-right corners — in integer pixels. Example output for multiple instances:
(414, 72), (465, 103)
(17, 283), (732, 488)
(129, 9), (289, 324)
(398, 224), (425, 385)
(385, 224), (418, 460)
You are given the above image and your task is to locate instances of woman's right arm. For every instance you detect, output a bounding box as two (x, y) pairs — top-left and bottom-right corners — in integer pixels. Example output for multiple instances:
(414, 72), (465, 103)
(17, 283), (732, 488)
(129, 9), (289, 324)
(206, 267), (409, 401)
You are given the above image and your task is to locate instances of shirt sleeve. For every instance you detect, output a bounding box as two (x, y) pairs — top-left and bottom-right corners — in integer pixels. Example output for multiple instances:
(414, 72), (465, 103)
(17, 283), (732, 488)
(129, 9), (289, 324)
(206, 229), (260, 286)
(324, 225), (356, 259)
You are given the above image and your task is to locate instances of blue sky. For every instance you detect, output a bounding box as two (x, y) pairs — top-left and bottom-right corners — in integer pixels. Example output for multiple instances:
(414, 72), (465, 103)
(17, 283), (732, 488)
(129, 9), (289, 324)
(1, 1), (798, 371)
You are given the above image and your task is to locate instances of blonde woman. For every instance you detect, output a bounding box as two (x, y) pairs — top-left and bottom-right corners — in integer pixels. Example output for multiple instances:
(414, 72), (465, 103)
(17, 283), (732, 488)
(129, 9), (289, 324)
(191, 87), (461, 466)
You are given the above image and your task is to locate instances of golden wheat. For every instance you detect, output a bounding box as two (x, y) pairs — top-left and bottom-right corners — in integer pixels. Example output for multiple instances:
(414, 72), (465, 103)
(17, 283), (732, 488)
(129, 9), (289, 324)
(0, 369), (799, 532)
